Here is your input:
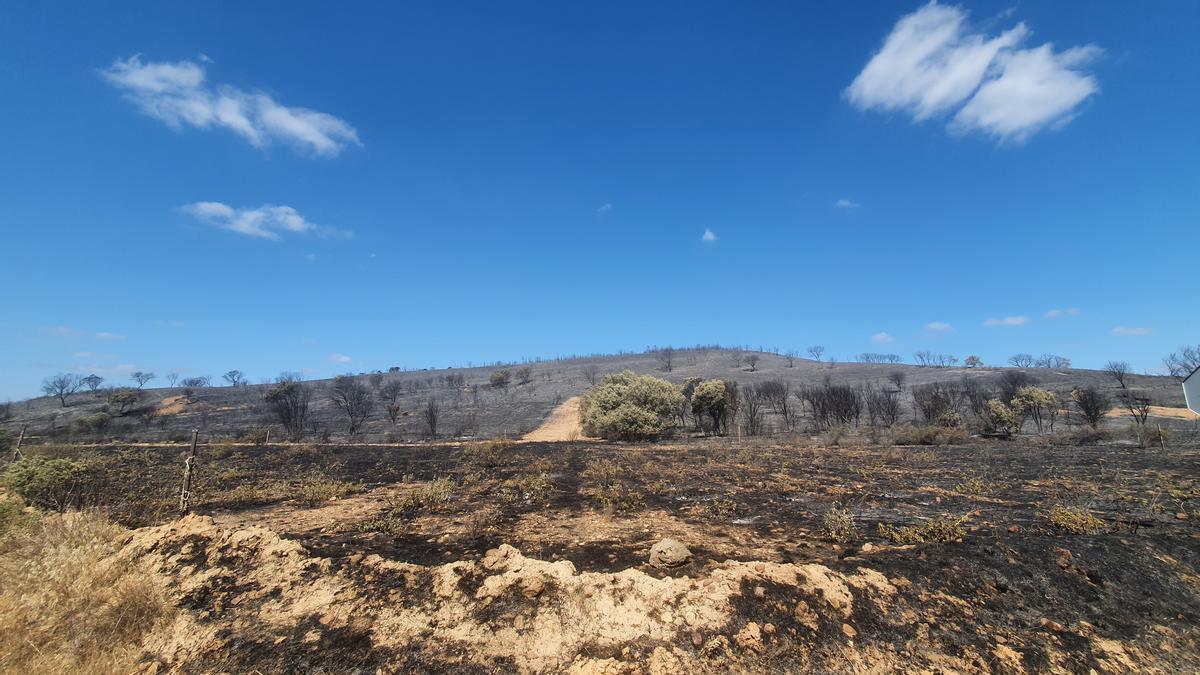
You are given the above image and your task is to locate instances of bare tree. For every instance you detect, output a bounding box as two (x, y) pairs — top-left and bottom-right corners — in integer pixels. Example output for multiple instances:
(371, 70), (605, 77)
(222, 370), (246, 387)
(131, 371), (156, 389)
(330, 375), (374, 435)
(582, 364), (599, 385)
(1008, 354), (1034, 368)
(180, 376), (211, 388)
(887, 371), (906, 390)
(1164, 344), (1200, 380)
(744, 354), (760, 371)
(264, 376), (312, 441)
(864, 385), (901, 427)
(806, 345), (825, 362)
(963, 355), (983, 368)
(166, 372), (179, 387)
(42, 373), (82, 407)
(386, 402), (401, 425)
(424, 397), (440, 438)
(740, 385), (763, 436)
(1103, 361), (1131, 389)
(757, 380), (792, 429)
(379, 380), (403, 404)
(655, 347), (675, 373)
(1033, 354), (1071, 369)
(368, 372), (385, 391)
(81, 374), (104, 392)
(489, 369), (512, 390)
(784, 350), (796, 367)
(1118, 389), (1152, 448)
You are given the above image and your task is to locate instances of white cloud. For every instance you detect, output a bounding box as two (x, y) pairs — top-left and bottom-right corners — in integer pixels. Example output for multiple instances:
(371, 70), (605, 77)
(597, 203), (613, 213)
(871, 331), (896, 344)
(983, 316), (1030, 326)
(329, 353), (353, 364)
(1111, 326), (1152, 336)
(846, 3), (1100, 143)
(102, 55), (361, 157)
(48, 326), (126, 340)
(94, 331), (126, 341)
(304, 253), (318, 262)
(1044, 307), (1080, 319)
(181, 202), (351, 241)
(701, 229), (717, 243)
(925, 321), (953, 331)
(835, 198), (860, 209)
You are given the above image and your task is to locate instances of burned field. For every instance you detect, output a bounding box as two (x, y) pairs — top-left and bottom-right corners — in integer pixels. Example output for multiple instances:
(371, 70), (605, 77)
(8, 434), (1199, 672)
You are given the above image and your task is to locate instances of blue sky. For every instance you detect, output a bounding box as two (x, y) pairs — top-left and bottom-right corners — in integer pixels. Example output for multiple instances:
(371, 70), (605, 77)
(0, 1), (1196, 398)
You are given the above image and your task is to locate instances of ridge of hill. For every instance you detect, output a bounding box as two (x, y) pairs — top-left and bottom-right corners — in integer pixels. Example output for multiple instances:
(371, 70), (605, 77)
(2, 348), (1186, 444)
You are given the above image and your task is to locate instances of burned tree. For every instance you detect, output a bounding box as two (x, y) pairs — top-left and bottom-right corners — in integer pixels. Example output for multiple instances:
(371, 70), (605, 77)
(42, 373), (82, 407)
(1103, 361), (1131, 389)
(330, 375), (374, 435)
(424, 397), (440, 438)
(1072, 387), (1111, 429)
(131, 372), (155, 389)
(222, 370), (246, 387)
(264, 376), (312, 441)
(806, 345), (825, 362)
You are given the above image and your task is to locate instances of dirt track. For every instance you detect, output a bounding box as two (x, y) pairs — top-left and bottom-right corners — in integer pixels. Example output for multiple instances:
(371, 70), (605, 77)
(523, 397), (588, 442)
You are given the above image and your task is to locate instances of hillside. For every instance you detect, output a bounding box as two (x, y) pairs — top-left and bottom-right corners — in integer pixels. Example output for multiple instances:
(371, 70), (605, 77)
(2, 348), (1188, 445)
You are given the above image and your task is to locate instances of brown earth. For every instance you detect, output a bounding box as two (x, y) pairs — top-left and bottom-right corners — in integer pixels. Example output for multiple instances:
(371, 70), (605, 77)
(6, 434), (1200, 672)
(523, 396), (588, 442)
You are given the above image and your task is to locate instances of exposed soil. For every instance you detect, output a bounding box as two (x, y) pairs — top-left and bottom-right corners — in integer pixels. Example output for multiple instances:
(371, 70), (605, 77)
(10, 434), (1198, 671)
(523, 396), (588, 442)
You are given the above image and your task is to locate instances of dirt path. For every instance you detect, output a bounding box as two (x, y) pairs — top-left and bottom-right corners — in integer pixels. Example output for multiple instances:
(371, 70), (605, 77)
(522, 396), (589, 442)
(209, 482), (415, 536)
(1106, 405), (1199, 420)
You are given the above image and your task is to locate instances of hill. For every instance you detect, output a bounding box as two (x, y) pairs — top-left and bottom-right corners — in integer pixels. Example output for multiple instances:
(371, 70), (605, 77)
(2, 347), (1188, 445)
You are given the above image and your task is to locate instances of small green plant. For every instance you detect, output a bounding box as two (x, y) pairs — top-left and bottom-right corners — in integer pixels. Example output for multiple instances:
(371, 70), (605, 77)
(955, 476), (1000, 495)
(1046, 505), (1104, 534)
(877, 516), (967, 544)
(820, 505), (860, 543)
(0, 499), (30, 537)
(296, 475), (356, 506)
(706, 497), (737, 519)
(3, 458), (91, 511)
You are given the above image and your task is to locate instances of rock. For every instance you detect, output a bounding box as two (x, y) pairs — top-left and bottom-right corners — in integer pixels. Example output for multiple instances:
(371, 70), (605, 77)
(1008, 525), (1021, 533)
(691, 631), (703, 647)
(860, 542), (875, 553)
(842, 623), (857, 638)
(1176, 512), (1189, 520)
(734, 622), (763, 652)
(649, 539), (692, 569)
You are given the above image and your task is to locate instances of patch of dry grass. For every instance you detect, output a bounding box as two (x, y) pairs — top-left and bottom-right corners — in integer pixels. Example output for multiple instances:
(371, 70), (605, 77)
(877, 516), (967, 544)
(1046, 505), (1104, 534)
(820, 505), (860, 543)
(0, 510), (173, 673)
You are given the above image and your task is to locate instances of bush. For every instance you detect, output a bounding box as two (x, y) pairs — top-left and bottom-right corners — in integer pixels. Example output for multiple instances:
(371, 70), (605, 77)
(489, 369), (512, 389)
(982, 399), (1020, 436)
(1046, 505), (1103, 534)
(890, 424), (967, 446)
(1071, 387), (1111, 429)
(579, 371), (684, 441)
(821, 505), (860, 543)
(71, 412), (111, 435)
(3, 458), (91, 511)
(877, 516), (966, 544)
(0, 499), (29, 538)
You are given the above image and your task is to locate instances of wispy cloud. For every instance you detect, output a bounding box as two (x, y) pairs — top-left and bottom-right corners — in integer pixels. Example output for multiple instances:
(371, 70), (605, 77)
(1111, 326), (1152, 336)
(835, 198), (860, 209)
(329, 353), (353, 364)
(102, 55), (361, 157)
(94, 332), (126, 341)
(701, 229), (717, 243)
(871, 331), (896, 344)
(984, 316), (1030, 327)
(1043, 308), (1080, 319)
(48, 326), (126, 340)
(596, 203), (613, 213)
(846, 3), (1101, 143)
(925, 321), (953, 332)
(180, 202), (351, 241)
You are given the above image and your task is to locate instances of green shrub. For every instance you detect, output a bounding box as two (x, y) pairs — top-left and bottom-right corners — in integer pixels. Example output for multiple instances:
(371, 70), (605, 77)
(820, 505), (860, 543)
(579, 371), (684, 441)
(0, 499), (30, 537)
(71, 413), (111, 434)
(3, 458), (91, 511)
(877, 516), (967, 544)
(982, 399), (1020, 436)
(1046, 505), (1104, 534)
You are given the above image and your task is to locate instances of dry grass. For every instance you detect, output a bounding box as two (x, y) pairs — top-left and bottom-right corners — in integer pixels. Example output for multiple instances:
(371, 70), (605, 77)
(0, 510), (173, 673)
(877, 516), (967, 544)
(1046, 505), (1105, 534)
(820, 505), (860, 543)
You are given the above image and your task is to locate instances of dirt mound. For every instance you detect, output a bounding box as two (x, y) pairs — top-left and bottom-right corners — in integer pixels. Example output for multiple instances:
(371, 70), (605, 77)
(154, 395), (189, 417)
(111, 515), (1191, 673)
(523, 396), (589, 442)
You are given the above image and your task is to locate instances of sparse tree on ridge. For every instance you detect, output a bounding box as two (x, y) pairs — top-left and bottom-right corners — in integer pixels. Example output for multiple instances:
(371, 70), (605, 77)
(166, 372), (179, 387)
(81, 374), (105, 392)
(1103, 361), (1131, 389)
(744, 354), (760, 372)
(490, 369), (512, 390)
(223, 370), (246, 387)
(1164, 344), (1200, 380)
(42, 373), (82, 407)
(655, 347), (675, 373)
(131, 372), (155, 389)
(1008, 354), (1034, 368)
(964, 355), (983, 368)
(807, 345), (825, 362)
(784, 350), (796, 368)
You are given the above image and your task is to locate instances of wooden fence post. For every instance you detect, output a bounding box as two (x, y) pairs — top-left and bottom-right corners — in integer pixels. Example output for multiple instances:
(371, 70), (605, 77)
(12, 424), (27, 461)
(178, 429), (199, 516)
